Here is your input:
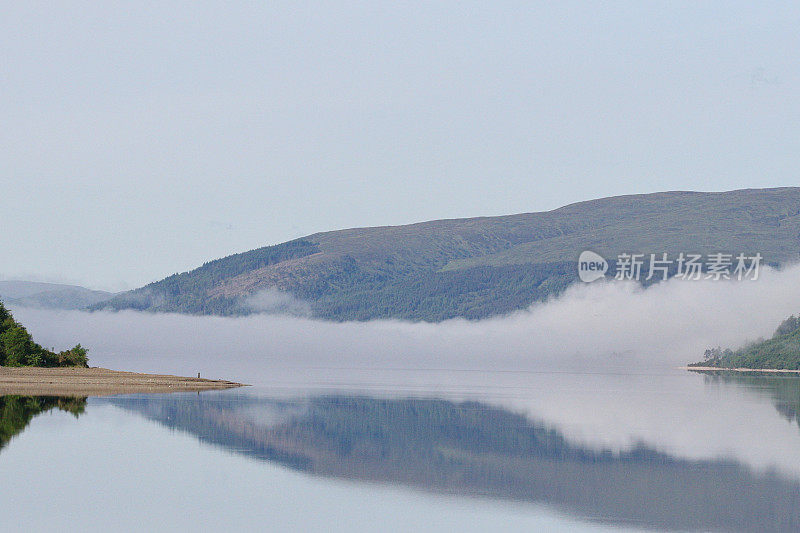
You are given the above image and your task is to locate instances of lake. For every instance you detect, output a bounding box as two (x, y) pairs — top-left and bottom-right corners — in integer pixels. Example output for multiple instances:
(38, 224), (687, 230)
(3, 365), (800, 532)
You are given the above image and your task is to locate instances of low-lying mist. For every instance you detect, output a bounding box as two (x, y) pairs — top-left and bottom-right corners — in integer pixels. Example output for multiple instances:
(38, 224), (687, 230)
(11, 262), (800, 382)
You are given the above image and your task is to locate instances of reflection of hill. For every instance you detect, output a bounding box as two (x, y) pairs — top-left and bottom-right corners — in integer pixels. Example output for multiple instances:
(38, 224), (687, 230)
(0, 395), (86, 450)
(109, 393), (800, 532)
(698, 372), (800, 428)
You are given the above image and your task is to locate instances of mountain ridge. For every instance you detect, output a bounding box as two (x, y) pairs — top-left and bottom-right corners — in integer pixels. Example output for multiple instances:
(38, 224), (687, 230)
(95, 187), (800, 321)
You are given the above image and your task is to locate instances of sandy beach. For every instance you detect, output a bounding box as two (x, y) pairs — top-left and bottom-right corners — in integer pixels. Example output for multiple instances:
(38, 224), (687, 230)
(0, 366), (245, 396)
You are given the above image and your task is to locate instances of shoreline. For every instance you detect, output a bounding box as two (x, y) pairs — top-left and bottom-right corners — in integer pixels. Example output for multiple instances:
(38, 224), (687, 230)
(0, 366), (246, 396)
(681, 366), (800, 374)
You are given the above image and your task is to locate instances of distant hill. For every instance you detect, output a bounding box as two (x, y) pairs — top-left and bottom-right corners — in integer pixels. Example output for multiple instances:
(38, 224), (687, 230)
(96, 187), (800, 321)
(0, 281), (114, 310)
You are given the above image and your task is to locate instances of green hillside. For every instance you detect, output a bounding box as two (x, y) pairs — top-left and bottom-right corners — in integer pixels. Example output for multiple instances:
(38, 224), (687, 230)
(96, 187), (800, 321)
(692, 315), (800, 370)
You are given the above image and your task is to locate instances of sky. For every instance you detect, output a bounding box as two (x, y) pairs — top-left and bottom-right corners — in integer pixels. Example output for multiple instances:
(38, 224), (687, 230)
(2, 2), (799, 290)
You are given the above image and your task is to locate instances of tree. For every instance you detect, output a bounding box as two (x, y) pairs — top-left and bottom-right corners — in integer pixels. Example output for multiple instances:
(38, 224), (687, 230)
(57, 345), (89, 368)
(775, 315), (800, 337)
(1, 326), (33, 366)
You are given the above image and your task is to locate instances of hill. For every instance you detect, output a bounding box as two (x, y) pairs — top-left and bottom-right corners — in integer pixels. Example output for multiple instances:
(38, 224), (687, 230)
(96, 187), (800, 321)
(692, 315), (800, 370)
(0, 281), (114, 310)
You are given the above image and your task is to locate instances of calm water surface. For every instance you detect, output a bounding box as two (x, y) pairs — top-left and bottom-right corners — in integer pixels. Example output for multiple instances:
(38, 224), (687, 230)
(2, 366), (800, 532)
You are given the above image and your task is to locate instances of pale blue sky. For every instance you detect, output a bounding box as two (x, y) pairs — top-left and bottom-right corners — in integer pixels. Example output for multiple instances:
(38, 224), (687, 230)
(2, 2), (799, 290)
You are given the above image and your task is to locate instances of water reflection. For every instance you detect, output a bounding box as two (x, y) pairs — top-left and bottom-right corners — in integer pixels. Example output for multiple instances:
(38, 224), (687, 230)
(693, 370), (800, 429)
(0, 395), (86, 451)
(104, 392), (800, 532)
(5, 375), (800, 532)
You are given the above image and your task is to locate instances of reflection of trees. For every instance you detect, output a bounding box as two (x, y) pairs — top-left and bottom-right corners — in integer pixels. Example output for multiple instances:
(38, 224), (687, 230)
(0, 395), (87, 451)
(110, 393), (800, 532)
(698, 371), (800, 428)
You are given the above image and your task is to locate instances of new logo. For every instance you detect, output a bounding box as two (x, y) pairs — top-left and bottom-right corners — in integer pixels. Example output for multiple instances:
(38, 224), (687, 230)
(578, 250), (608, 282)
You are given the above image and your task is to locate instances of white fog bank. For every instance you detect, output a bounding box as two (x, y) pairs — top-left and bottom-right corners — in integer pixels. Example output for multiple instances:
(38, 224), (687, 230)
(10, 263), (800, 381)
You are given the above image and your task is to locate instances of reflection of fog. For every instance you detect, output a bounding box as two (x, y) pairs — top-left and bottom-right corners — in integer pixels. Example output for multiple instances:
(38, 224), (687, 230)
(238, 400), (309, 427)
